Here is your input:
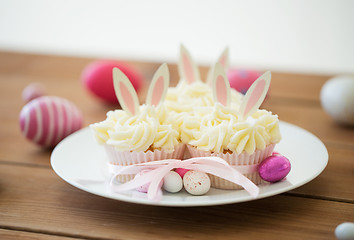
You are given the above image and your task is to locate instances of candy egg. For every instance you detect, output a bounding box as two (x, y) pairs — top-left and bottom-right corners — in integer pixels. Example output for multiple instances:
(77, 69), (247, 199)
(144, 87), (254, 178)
(335, 222), (354, 240)
(175, 168), (189, 178)
(22, 83), (46, 103)
(258, 154), (291, 183)
(227, 69), (262, 94)
(320, 75), (354, 126)
(19, 96), (83, 148)
(183, 171), (211, 195)
(81, 60), (143, 104)
(134, 169), (163, 193)
(163, 171), (183, 193)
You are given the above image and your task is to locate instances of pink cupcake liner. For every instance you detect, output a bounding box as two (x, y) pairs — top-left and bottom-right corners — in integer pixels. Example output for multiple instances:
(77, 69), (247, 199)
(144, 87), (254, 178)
(187, 144), (275, 190)
(104, 143), (186, 183)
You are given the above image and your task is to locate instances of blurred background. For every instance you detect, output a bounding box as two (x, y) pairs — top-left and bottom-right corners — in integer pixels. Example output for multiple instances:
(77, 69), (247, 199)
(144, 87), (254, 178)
(0, 0), (353, 75)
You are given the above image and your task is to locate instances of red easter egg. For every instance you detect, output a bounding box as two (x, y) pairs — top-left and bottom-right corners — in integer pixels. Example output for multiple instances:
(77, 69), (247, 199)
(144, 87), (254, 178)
(19, 96), (83, 148)
(81, 60), (143, 104)
(227, 69), (262, 95)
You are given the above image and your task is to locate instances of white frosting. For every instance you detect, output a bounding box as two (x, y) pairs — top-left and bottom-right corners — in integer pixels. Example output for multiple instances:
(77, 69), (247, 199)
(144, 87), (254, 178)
(90, 105), (179, 153)
(185, 104), (281, 154)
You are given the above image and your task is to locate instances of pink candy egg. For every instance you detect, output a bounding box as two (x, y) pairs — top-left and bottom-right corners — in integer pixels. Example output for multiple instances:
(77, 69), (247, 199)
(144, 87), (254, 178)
(258, 154), (291, 183)
(134, 169), (163, 193)
(19, 96), (83, 148)
(175, 168), (189, 178)
(183, 170), (211, 195)
(81, 60), (143, 104)
(227, 69), (262, 94)
(22, 83), (46, 103)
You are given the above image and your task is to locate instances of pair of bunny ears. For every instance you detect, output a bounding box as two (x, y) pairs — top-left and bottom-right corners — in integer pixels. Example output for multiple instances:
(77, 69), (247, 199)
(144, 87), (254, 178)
(212, 63), (271, 120)
(113, 52), (271, 120)
(113, 63), (169, 116)
(179, 44), (271, 119)
(178, 44), (229, 85)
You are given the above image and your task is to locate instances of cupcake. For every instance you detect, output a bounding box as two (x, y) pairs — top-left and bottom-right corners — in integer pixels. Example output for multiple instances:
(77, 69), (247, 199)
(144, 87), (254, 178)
(91, 63), (185, 182)
(184, 63), (281, 189)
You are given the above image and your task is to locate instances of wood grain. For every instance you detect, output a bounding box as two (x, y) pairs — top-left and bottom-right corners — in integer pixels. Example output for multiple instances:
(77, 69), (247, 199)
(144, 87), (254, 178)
(0, 164), (353, 240)
(0, 229), (78, 240)
(0, 51), (353, 240)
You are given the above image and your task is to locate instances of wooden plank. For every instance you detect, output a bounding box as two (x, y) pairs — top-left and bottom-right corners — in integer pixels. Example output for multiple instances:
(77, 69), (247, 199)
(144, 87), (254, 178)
(290, 145), (354, 201)
(262, 102), (354, 147)
(0, 229), (79, 240)
(0, 51), (331, 102)
(0, 164), (353, 240)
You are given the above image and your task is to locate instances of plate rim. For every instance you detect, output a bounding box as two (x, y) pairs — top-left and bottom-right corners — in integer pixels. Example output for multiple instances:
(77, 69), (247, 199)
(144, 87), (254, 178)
(51, 120), (328, 207)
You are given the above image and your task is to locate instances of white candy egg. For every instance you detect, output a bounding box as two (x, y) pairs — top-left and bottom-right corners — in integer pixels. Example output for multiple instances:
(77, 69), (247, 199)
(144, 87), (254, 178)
(335, 222), (354, 240)
(183, 171), (211, 195)
(320, 76), (354, 125)
(163, 171), (183, 193)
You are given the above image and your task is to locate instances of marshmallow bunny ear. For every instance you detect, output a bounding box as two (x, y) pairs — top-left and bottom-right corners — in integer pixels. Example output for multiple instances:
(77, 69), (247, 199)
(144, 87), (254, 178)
(146, 63), (169, 106)
(207, 47), (229, 85)
(178, 44), (200, 84)
(113, 68), (140, 116)
(239, 71), (271, 119)
(212, 62), (231, 107)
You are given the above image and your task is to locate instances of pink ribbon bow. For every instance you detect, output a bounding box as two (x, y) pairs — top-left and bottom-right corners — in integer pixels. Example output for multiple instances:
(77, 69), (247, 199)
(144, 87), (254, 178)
(107, 156), (260, 201)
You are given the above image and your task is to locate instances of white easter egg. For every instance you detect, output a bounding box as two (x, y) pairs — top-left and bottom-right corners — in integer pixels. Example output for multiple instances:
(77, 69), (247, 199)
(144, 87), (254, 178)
(320, 76), (354, 125)
(19, 96), (83, 148)
(183, 171), (211, 195)
(163, 171), (183, 193)
(335, 222), (354, 240)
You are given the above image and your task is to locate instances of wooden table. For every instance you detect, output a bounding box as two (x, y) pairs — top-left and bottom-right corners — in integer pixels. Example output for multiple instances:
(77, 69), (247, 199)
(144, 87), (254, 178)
(0, 51), (353, 240)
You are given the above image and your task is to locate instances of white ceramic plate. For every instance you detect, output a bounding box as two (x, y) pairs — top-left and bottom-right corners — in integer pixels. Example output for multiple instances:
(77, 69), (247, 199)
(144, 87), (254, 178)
(51, 121), (328, 207)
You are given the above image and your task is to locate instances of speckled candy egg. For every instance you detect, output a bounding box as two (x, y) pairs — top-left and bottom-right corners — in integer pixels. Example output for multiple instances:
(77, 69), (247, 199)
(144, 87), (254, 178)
(320, 75), (354, 126)
(183, 170), (211, 195)
(163, 171), (183, 193)
(227, 69), (262, 94)
(19, 96), (83, 148)
(81, 60), (143, 104)
(258, 154), (291, 183)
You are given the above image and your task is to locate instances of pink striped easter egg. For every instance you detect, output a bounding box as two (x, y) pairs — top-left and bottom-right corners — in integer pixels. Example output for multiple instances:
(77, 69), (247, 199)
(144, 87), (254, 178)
(19, 96), (83, 148)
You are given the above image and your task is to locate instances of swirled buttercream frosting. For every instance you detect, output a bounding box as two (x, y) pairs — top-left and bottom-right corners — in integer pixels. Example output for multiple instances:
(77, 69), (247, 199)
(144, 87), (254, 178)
(165, 80), (243, 113)
(90, 105), (179, 153)
(186, 103), (281, 154)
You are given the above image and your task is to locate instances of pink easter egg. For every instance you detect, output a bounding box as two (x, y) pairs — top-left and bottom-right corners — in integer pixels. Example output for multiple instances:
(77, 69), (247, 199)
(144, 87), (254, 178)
(227, 69), (262, 95)
(135, 169), (163, 193)
(175, 168), (189, 178)
(81, 60), (143, 104)
(258, 154), (291, 183)
(22, 83), (46, 103)
(19, 96), (83, 148)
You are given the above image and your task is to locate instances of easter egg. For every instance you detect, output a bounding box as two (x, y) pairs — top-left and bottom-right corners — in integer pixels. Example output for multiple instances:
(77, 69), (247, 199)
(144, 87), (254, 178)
(258, 154), (291, 183)
(81, 60), (143, 104)
(320, 75), (354, 126)
(175, 168), (189, 178)
(335, 222), (354, 240)
(183, 170), (210, 195)
(19, 96), (83, 148)
(22, 83), (46, 103)
(227, 69), (262, 94)
(163, 171), (183, 193)
(134, 169), (163, 193)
